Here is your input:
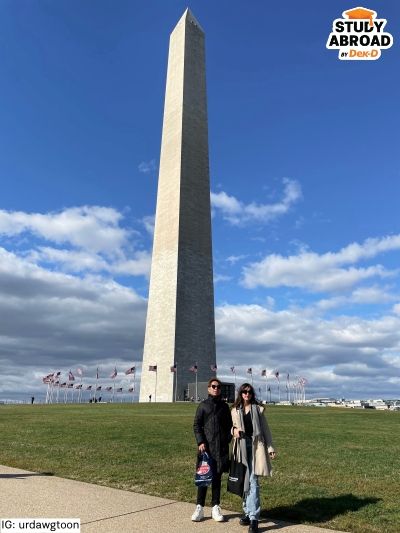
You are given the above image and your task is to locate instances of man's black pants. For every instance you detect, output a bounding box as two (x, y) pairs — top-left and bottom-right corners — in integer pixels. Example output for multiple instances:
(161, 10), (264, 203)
(196, 472), (222, 506)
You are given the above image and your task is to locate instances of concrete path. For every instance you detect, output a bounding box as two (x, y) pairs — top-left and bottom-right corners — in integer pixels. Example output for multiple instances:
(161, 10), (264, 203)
(0, 465), (346, 533)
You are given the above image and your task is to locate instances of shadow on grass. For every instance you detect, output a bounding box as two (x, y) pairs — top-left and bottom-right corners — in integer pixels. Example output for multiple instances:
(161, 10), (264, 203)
(0, 472), (54, 479)
(265, 494), (381, 524)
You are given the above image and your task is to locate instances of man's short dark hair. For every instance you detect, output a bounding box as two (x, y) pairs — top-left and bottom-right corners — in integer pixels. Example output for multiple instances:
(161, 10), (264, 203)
(208, 377), (222, 387)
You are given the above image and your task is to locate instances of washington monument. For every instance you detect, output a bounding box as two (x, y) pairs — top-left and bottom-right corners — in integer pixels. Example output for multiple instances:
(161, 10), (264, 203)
(139, 9), (216, 402)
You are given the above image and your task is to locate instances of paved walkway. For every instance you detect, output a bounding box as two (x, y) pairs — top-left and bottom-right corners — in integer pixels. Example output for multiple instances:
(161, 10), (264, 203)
(0, 465), (345, 533)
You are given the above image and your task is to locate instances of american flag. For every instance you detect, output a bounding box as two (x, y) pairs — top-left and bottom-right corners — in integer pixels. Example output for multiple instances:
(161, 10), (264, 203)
(96, 385), (102, 391)
(68, 370), (75, 381)
(128, 387), (134, 392)
(42, 376), (52, 384)
(86, 385), (92, 390)
(261, 369), (266, 377)
(247, 368), (252, 375)
(76, 368), (83, 376)
(170, 363), (177, 373)
(75, 384), (83, 389)
(105, 386), (112, 392)
(55, 371), (61, 378)
(275, 371), (280, 381)
(117, 387), (123, 392)
(189, 364), (198, 373)
(68, 383), (74, 388)
(96, 368), (99, 379)
(230, 366), (235, 373)
(110, 367), (117, 379)
(125, 366), (136, 375)
(210, 364), (217, 372)
(60, 382), (67, 388)
(149, 365), (157, 371)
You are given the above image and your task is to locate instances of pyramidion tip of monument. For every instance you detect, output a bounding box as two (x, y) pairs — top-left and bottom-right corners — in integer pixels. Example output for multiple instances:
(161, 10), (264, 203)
(175, 7), (204, 33)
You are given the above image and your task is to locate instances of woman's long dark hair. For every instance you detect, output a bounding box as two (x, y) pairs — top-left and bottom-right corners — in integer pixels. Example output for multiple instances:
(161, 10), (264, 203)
(232, 382), (261, 409)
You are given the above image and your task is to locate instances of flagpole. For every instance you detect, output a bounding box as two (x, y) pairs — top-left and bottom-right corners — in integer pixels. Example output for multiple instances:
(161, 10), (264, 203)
(94, 368), (98, 402)
(265, 373), (267, 401)
(155, 364), (157, 403)
(174, 364), (177, 403)
(195, 369), (198, 402)
(79, 376), (83, 403)
(45, 382), (50, 404)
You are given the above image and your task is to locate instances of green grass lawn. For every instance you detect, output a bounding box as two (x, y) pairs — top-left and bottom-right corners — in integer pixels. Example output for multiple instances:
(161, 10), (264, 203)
(0, 403), (398, 532)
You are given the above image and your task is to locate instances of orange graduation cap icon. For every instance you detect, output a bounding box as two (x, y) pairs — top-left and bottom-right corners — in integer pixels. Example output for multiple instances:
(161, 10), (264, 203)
(343, 7), (376, 27)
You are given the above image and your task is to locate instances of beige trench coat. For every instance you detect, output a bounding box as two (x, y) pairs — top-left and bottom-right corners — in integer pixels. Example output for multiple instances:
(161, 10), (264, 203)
(231, 404), (275, 477)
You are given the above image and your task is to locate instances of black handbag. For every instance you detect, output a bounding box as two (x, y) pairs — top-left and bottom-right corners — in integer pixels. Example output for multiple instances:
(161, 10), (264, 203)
(227, 441), (246, 496)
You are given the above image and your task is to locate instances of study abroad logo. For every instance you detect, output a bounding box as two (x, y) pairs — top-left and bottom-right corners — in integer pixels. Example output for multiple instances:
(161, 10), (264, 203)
(326, 6), (393, 60)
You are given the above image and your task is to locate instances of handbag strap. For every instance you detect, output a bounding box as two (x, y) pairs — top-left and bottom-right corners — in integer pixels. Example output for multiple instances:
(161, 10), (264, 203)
(232, 438), (239, 460)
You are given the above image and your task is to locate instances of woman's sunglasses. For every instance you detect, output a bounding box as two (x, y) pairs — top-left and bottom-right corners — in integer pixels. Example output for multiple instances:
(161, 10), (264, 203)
(242, 389), (253, 395)
(211, 384), (221, 390)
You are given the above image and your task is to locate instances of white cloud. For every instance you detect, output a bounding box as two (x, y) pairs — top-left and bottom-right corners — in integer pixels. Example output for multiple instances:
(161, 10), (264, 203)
(1, 253), (400, 400)
(351, 286), (396, 304)
(142, 215), (155, 236)
(211, 178), (302, 225)
(392, 303), (400, 315)
(138, 159), (156, 174)
(214, 274), (233, 283)
(0, 207), (151, 278)
(226, 255), (247, 265)
(0, 205), (154, 401)
(242, 234), (400, 292)
(28, 246), (152, 278)
(0, 247), (146, 398)
(214, 303), (400, 398)
(2, 206), (400, 401)
(316, 286), (396, 311)
(0, 206), (127, 254)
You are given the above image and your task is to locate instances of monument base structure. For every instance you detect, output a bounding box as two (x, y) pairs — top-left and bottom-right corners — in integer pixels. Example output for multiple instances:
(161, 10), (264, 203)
(187, 382), (235, 403)
(139, 10), (216, 403)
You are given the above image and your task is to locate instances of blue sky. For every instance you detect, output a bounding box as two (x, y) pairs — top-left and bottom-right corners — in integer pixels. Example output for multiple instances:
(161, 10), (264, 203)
(1, 0), (399, 401)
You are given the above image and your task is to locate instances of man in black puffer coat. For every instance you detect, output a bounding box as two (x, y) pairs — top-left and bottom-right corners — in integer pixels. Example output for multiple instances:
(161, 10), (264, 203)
(192, 377), (232, 522)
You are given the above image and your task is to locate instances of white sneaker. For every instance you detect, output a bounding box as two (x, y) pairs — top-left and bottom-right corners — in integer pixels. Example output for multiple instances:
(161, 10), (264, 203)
(212, 504), (224, 522)
(191, 504), (204, 522)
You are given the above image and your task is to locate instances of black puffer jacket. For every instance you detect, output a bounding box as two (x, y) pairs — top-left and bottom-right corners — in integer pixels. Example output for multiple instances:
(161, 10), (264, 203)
(193, 396), (232, 473)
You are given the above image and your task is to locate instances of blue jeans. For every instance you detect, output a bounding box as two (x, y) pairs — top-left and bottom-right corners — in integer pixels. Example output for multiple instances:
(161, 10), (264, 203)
(243, 438), (260, 520)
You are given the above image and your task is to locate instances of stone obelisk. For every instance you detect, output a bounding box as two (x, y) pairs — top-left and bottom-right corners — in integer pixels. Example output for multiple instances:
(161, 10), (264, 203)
(140, 9), (216, 402)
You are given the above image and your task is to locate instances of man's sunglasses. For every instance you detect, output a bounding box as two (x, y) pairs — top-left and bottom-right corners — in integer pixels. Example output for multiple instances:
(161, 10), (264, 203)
(211, 384), (221, 389)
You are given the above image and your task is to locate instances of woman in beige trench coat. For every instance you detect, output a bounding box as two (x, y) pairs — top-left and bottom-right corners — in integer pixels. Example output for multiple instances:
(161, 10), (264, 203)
(231, 383), (276, 533)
